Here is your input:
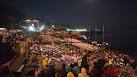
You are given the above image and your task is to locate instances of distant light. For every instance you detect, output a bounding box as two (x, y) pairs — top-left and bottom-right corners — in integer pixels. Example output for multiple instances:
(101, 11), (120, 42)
(66, 29), (87, 32)
(28, 26), (35, 31)
(82, 35), (87, 40)
(33, 20), (39, 22)
(0, 28), (6, 30)
(25, 19), (31, 22)
(32, 24), (34, 27)
(106, 43), (109, 46)
(39, 25), (45, 31)
(51, 25), (55, 28)
(22, 26), (27, 29)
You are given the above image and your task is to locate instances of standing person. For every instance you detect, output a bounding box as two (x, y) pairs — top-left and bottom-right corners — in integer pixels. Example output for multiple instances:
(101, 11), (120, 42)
(81, 53), (89, 70)
(78, 68), (89, 77)
(133, 65), (137, 77)
(67, 71), (75, 77)
(55, 64), (62, 77)
(0, 42), (23, 77)
(61, 64), (67, 77)
(35, 67), (41, 77)
(47, 65), (55, 77)
(73, 63), (80, 77)
(90, 59), (106, 77)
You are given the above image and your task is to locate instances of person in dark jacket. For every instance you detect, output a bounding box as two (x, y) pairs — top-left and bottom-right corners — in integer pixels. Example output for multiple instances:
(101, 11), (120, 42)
(0, 42), (23, 77)
(90, 59), (106, 77)
(61, 64), (67, 77)
(47, 65), (56, 77)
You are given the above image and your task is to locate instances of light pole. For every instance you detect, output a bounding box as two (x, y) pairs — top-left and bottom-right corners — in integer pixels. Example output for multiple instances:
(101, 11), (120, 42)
(88, 25), (90, 41)
(94, 24), (97, 41)
(103, 24), (105, 44)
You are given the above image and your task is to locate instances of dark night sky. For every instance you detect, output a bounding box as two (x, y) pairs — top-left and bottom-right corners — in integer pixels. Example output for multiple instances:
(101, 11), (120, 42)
(1, 0), (137, 52)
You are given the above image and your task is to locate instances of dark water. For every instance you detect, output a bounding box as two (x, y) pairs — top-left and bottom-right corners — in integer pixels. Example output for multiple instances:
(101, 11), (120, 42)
(85, 25), (137, 53)
(106, 25), (137, 53)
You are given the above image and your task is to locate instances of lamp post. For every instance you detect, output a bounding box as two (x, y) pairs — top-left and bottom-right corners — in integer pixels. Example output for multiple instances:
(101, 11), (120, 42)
(94, 24), (97, 41)
(103, 24), (105, 44)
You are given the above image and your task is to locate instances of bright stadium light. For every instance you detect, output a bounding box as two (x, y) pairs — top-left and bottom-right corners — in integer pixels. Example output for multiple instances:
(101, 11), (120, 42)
(39, 25), (45, 31)
(28, 26), (35, 31)
(32, 24), (35, 27)
(25, 19), (31, 22)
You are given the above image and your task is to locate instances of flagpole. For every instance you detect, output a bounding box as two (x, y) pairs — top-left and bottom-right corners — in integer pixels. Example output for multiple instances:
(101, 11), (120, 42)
(95, 24), (97, 41)
(89, 25), (90, 41)
(103, 24), (105, 44)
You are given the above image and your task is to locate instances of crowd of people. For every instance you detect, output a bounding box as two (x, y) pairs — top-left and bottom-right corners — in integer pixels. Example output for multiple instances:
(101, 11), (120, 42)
(0, 29), (137, 77)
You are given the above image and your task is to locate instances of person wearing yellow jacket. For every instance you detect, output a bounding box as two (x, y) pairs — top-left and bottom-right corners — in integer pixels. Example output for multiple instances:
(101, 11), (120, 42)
(67, 72), (75, 77)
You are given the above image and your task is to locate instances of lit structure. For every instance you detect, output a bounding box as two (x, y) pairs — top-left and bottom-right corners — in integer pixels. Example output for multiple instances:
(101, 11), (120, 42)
(24, 19), (39, 24)
(66, 29), (87, 32)
(28, 26), (36, 31)
(22, 19), (45, 32)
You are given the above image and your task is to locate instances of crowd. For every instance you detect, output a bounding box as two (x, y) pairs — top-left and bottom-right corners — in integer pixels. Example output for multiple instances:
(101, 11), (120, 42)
(0, 29), (137, 77)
